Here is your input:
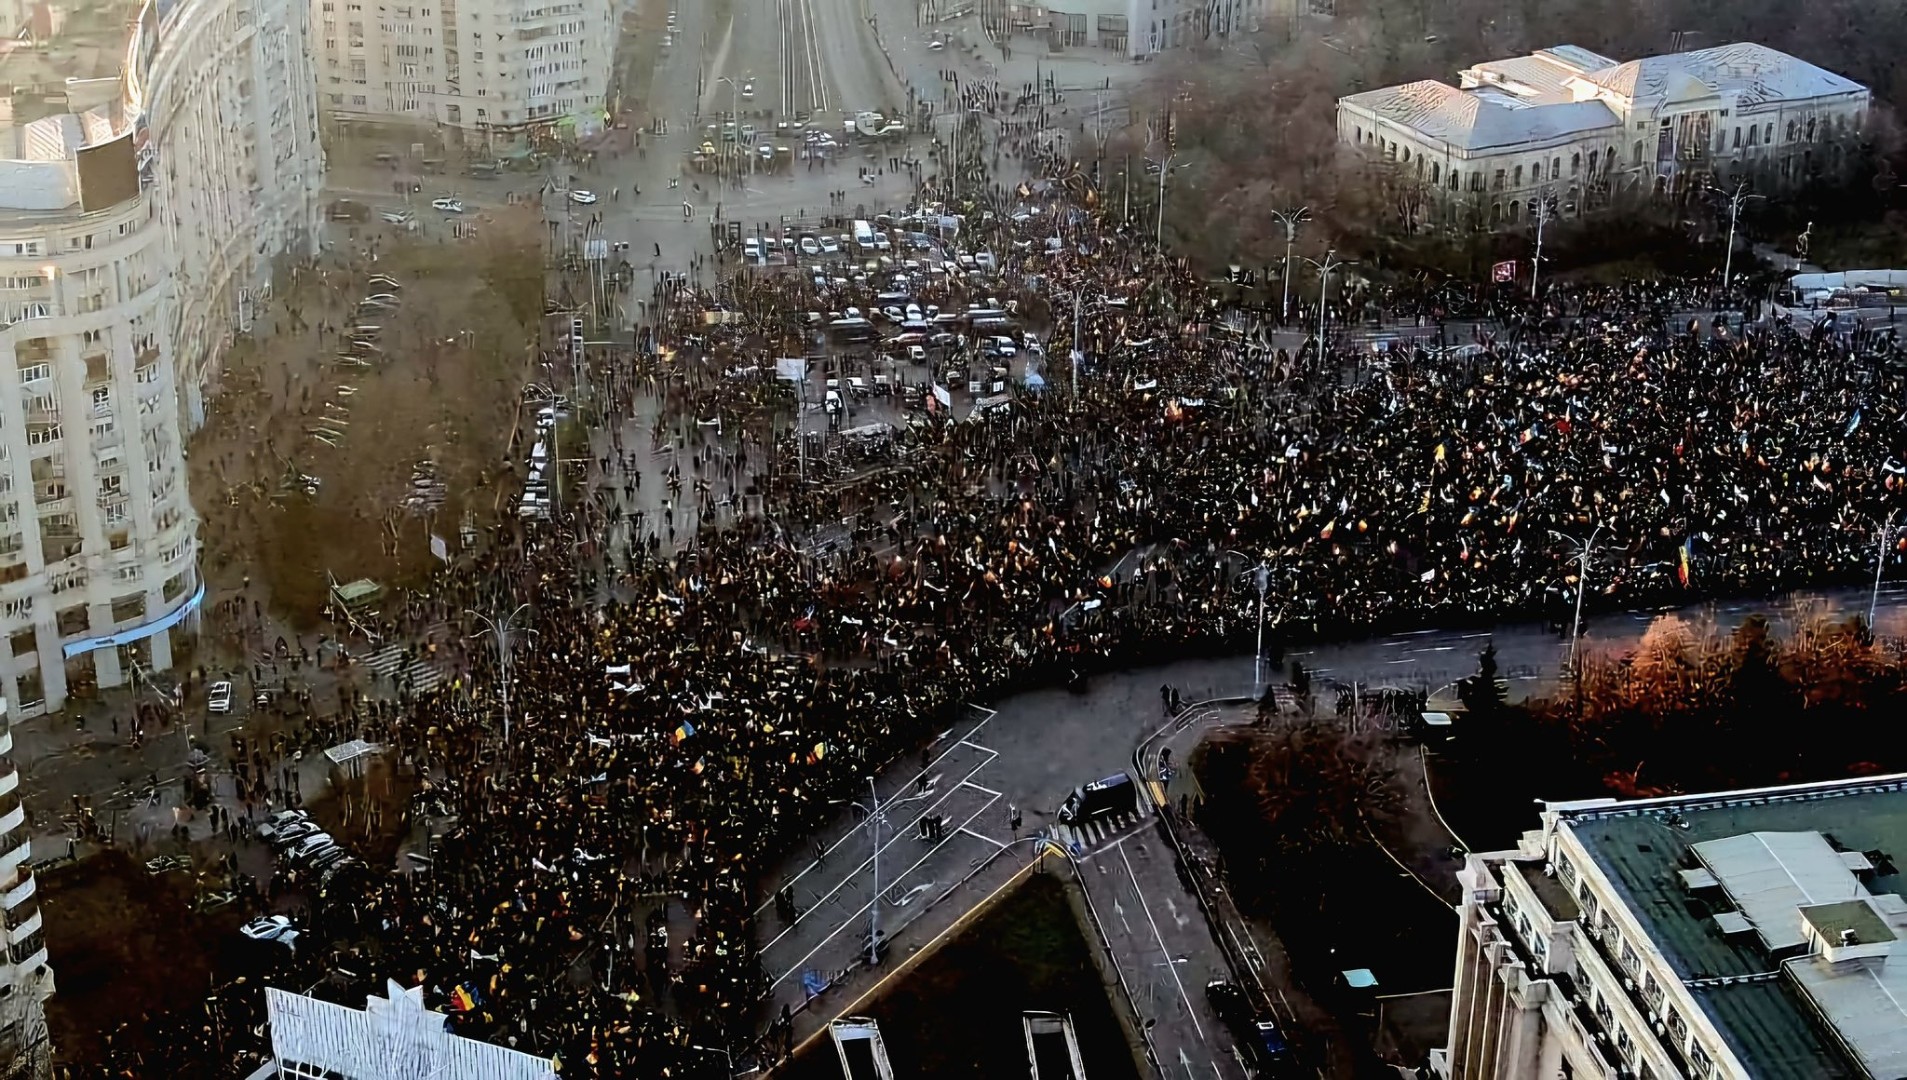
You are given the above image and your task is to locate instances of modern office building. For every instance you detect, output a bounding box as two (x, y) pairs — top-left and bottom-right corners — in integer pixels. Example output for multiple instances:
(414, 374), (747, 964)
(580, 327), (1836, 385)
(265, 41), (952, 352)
(1437, 772), (1907, 1080)
(311, 0), (616, 147)
(1338, 43), (1870, 229)
(1008, 0), (1259, 55)
(0, 0), (322, 719)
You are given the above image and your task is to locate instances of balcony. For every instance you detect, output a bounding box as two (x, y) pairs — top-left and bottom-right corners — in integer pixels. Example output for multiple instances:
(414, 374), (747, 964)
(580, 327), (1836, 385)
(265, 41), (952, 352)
(0, 801), (22, 839)
(1, 877), (32, 919)
(0, 769), (15, 800)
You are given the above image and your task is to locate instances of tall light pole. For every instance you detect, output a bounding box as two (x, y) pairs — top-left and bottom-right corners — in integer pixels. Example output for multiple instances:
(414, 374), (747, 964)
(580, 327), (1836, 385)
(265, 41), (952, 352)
(468, 603), (535, 754)
(863, 776), (883, 967)
(1871, 510), (1903, 628)
(1267, 207), (1309, 323)
(1226, 549), (1270, 692)
(1296, 249), (1351, 353)
(1153, 152), (1177, 248)
(1530, 191), (1551, 300)
(1551, 524), (1605, 671)
(1708, 180), (1764, 292)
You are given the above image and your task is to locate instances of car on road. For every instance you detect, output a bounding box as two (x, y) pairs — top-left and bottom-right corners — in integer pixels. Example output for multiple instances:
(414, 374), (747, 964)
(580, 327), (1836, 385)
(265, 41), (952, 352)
(799, 236), (821, 257)
(991, 336), (1018, 356)
(430, 197), (464, 213)
(286, 834), (340, 864)
(240, 915), (300, 951)
(267, 819), (325, 849)
(743, 237), (763, 260)
(1207, 981), (1294, 1073)
(207, 680), (233, 713)
(757, 144), (774, 162)
(741, 79), (755, 99)
(927, 38), (944, 49)
(819, 236), (840, 255)
(569, 189), (598, 204)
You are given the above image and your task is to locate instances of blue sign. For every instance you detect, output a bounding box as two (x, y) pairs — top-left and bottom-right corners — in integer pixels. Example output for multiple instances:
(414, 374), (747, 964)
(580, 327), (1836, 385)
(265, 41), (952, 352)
(62, 580), (205, 659)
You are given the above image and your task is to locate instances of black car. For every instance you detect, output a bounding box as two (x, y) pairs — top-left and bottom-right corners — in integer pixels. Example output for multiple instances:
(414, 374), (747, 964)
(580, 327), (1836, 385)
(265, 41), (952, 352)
(1206, 981), (1294, 1073)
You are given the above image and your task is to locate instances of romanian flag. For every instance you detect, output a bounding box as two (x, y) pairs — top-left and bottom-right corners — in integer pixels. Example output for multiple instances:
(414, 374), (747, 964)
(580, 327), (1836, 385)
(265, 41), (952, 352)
(692, 756), (706, 775)
(1678, 540), (1693, 589)
(806, 741), (828, 765)
(673, 720), (696, 745)
(450, 984), (478, 1012)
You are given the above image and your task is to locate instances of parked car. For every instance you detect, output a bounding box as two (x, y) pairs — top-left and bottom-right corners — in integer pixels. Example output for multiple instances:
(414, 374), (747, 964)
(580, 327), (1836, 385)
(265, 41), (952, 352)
(285, 834), (339, 864)
(241, 915), (300, 951)
(569, 189), (598, 204)
(255, 810), (310, 843)
(430, 197), (465, 213)
(1207, 981), (1294, 1073)
(267, 819), (324, 848)
(799, 236), (821, 257)
(207, 680), (233, 713)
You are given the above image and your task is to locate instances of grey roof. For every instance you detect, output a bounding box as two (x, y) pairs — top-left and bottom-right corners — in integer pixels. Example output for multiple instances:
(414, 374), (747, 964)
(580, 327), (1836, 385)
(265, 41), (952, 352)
(1577, 42), (1866, 111)
(1562, 780), (1907, 1080)
(1690, 831), (1866, 952)
(1341, 80), (1618, 152)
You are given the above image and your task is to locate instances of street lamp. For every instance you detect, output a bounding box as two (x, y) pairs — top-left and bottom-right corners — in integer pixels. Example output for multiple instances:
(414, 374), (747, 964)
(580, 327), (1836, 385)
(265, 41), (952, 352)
(1870, 510), (1906, 628)
(1267, 207), (1309, 323)
(468, 603), (535, 754)
(1550, 524), (1605, 671)
(1295, 248), (1352, 353)
(1226, 550), (1270, 692)
(1151, 152), (1179, 249)
(831, 778), (888, 968)
(1706, 180), (1764, 293)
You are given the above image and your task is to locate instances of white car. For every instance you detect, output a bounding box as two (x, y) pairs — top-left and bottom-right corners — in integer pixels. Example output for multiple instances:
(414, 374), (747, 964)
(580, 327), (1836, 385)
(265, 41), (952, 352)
(286, 834), (339, 863)
(430, 198), (464, 213)
(256, 809), (310, 843)
(569, 189), (598, 204)
(927, 38), (945, 49)
(992, 336), (1018, 356)
(241, 915), (300, 950)
(799, 236), (821, 257)
(819, 236), (841, 255)
(741, 80), (755, 99)
(207, 680), (233, 713)
(743, 237), (763, 259)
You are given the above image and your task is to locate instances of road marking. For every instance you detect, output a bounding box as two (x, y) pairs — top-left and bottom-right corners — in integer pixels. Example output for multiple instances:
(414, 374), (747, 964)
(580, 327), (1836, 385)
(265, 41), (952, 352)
(1114, 897), (1131, 934)
(959, 826), (1006, 850)
(767, 792), (999, 986)
(1384, 657), (1417, 664)
(1121, 843), (1204, 1042)
(1179, 1048), (1197, 1078)
(1165, 895), (1189, 929)
(959, 779), (1003, 797)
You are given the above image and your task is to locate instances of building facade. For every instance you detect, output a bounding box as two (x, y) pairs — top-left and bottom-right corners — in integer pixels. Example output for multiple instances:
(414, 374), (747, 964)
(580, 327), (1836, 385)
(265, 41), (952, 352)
(1337, 43), (1870, 231)
(1437, 772), (1907, 1080)
(0, 0), (323, 720)
(0, 697), (49, 1080)
(311, 0), (616, 146)
(258, 981), (557, 1080)
(1014, 0), (1259, 56)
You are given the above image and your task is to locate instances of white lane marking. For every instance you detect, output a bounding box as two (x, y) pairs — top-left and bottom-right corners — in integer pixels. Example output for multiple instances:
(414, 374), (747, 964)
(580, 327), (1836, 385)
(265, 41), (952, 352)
(768, 792), (999, 986)
(959, 826), (1006, 850)
(1122, 843), (1204, 1042)
(961, 779), (1004, 797)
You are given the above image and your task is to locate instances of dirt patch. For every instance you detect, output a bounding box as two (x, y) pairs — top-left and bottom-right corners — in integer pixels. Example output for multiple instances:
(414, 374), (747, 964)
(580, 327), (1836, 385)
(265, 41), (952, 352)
(191, 211), (544, 626)
(40, 849), (239, 1066)
(780, 872), (1143, 1080)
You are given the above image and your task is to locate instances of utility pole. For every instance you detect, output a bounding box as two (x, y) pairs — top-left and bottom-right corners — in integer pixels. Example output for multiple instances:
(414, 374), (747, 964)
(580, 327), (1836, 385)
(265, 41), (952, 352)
(1071, 289), (1083, 401)
(1552, 524), (1605, 671)
(1154, 152), (1176, 248)
(1531, 193), (1549, 300)
(1872, 510), (1901, 628)
(866, 775), (882, 967)
(1298, 249), (1350, 352)
(469, 604), (535, 756)
(1253, 563), (1268, 692)
(1268, 207), (1309, 322)
(1711, 179), (1763, 292)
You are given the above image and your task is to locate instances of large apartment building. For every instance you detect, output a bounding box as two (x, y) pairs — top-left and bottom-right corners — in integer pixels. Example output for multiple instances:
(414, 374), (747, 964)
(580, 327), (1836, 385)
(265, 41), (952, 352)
(0, 0), (322, 721)
(311, 0), (616, 146)
(1439, 773), (1907, 1080)
(1338, 43), (1870, 230)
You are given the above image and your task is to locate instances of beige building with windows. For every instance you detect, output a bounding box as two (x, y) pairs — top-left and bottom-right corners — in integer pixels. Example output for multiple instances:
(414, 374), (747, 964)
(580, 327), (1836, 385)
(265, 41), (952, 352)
(311, 0), (616, 146)
(1337, 43), (1869, 230)
(0, 0), (322, 723)
(1438, 773), (1907, 1080)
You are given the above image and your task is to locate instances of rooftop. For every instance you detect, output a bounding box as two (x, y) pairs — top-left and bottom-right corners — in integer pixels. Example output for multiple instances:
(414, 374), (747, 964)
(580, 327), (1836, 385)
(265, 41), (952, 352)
(1344, 42), (1867, 156)
(1556, 775), (1907, 1080)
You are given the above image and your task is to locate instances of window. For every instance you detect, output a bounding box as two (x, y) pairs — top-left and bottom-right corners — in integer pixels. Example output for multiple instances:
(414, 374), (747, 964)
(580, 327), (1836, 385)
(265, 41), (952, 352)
(1666, 1007), (1688, 1044)
(1509, 200), (1520, 221)
(16, 364), (48, 385)
(1806, 116), (1816, 141)
(1513, 165), (1522, 186)
(1448, 170), (1459, 191)
(25, 426), (58, 446)
(1588, 150), (1599, 174)
(1400, 146), (1410, 163)
(1493, 169), (1505, 190)
(1786, 120), (1796, 142)
(1765, 122), (1774, 145)
(1571, 152), (1581, 175)
(1733, 126), (1742, 148)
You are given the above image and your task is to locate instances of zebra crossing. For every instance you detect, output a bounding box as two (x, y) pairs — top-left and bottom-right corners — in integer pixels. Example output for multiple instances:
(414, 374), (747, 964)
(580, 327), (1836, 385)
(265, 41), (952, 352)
(361, 642), (449, 694)
(1048, 806), (1152, 857)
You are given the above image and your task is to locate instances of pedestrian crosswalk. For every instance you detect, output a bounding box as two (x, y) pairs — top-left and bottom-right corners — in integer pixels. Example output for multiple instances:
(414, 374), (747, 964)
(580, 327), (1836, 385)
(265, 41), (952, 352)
(1048, 806), (1151, 856)
(362, 642), (448, 694)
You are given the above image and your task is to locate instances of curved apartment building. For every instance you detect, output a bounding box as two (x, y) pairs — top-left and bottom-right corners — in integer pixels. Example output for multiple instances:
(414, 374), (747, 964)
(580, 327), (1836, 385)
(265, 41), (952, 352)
(0, 0), (322, 725)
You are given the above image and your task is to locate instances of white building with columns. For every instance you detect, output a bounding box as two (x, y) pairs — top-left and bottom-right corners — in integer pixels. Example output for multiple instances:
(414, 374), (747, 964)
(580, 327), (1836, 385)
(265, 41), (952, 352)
(1337, 43), (1870, 230)
(310, 0), (616, 147)
(1437, 773), (1907, 1080)
(0, 0), (322, 719)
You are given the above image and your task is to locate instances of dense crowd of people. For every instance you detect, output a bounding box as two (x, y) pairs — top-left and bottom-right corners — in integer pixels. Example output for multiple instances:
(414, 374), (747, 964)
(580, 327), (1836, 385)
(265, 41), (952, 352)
(81, 116), (1907, 1079)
